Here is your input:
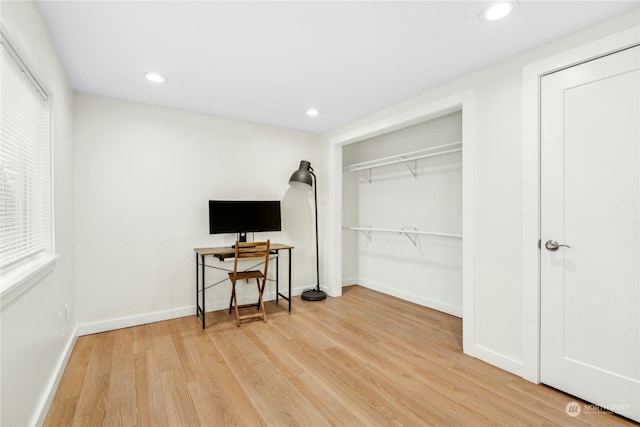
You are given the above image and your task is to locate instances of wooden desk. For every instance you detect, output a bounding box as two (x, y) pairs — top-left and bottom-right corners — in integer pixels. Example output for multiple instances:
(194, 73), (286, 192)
(194, 243), (293, 329)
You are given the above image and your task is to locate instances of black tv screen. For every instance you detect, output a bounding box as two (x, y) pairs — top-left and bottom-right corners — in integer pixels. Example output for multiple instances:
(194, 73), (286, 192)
(209, 200), (281, 235)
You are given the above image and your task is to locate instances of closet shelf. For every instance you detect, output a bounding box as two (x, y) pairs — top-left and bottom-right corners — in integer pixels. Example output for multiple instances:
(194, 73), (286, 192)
(343, 141), (462, 177)
(344, 225), (462, 246)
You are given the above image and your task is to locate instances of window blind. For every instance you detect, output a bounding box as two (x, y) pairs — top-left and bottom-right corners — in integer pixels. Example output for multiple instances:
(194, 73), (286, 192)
(0, 34), (52, 271)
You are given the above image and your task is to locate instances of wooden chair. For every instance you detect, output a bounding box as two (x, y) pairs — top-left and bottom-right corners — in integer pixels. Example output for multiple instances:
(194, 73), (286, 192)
(227, 240), (270, 327)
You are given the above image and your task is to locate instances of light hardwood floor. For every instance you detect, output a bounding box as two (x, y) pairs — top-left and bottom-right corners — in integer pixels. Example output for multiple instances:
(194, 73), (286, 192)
(45, 285), (637, 426)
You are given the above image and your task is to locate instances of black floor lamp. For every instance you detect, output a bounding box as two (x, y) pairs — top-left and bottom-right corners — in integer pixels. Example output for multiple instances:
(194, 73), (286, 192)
(289, 160), (327, 301)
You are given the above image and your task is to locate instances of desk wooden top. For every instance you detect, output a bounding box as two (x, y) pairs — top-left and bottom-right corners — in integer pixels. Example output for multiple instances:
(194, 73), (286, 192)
(194, 243), (293, 256)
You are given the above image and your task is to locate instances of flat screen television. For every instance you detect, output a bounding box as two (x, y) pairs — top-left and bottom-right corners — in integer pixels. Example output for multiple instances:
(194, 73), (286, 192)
(209, 200), (281, 242)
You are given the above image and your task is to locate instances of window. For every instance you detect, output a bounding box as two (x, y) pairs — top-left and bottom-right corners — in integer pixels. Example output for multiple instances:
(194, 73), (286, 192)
(0, 33), (53, 292)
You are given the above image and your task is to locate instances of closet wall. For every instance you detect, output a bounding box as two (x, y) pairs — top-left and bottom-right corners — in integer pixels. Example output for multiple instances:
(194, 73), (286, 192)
(342, 111), (463, 316)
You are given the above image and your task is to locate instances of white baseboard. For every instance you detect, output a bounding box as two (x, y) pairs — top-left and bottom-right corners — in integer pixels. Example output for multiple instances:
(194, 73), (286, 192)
(341, 277), (358, 287)
(77, 306), (196, 336)
(76, 286), (306, 337)
(358, 278), (462, 318)
(463, 343), (525, 379)
(34, 326), (78, 427)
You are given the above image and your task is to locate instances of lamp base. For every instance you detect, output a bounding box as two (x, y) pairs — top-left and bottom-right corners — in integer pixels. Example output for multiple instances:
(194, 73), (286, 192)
(301, 288), (327, 301)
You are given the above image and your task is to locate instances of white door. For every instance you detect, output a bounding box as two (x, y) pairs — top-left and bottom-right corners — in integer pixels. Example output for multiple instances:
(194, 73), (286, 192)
(540, 45), (640, 422)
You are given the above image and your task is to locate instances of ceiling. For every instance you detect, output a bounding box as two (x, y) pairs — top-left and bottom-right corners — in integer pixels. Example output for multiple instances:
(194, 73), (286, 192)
(37, 1), (639, 134)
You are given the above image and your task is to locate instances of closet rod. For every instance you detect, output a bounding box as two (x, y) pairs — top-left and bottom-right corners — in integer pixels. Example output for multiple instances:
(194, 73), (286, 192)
(345, 226), (462, 239)
(345, 141), (461, 172)
(348, 141), (461, 168)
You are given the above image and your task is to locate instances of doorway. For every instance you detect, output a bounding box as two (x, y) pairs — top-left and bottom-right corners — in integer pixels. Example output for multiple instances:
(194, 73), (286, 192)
(540, 45), (639, 422)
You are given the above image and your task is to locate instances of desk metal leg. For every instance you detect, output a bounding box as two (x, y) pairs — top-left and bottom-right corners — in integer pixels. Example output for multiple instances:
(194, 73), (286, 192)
(201, 254), (206, 329)
(288, 249), (292, 312)
(275, 252), (280, 304)
(195, 253), (199, 317)
(274, 249), (293, 312)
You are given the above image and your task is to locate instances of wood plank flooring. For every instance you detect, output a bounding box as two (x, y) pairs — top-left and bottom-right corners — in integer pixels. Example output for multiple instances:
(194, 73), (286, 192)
(45, 286), (637, 426)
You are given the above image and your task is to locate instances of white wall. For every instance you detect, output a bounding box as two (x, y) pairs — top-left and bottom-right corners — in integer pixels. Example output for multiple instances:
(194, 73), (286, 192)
(73, 94), (322, 332)
(342, 113), (463, 316)
(324, 9), (640, 378)
(0, 2), (76, 426)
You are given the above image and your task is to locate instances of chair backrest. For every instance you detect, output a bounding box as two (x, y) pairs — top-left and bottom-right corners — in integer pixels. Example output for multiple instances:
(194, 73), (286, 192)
(231, 240), (271, 280)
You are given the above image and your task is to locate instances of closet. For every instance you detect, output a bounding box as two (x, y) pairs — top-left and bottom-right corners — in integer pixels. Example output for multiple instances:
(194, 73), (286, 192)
(341, 111), (462, 317)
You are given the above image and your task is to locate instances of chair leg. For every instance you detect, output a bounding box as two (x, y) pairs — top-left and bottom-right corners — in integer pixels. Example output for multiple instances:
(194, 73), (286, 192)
(231, 281), (241, 327)
(256, 279), (267, 323)
(257, 279), (267, 310)
(229, 286), (235, 314)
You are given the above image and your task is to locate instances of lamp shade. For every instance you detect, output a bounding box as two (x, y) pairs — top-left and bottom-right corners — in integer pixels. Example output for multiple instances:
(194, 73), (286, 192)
(289, 160), (313, 187)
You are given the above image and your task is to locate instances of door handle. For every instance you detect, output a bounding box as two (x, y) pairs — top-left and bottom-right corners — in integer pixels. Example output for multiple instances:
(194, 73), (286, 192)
(545, 240), (571, 251)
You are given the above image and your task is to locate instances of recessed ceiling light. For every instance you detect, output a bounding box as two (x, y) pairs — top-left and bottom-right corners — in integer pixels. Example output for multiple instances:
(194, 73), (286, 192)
(144, 72), (167, 83)
(306, 108), (320, 117)
(479, 2), (516, 22)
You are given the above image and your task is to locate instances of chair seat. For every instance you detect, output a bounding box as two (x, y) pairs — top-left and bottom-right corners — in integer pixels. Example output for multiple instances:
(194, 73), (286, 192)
(228, 270), (264, 281)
